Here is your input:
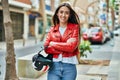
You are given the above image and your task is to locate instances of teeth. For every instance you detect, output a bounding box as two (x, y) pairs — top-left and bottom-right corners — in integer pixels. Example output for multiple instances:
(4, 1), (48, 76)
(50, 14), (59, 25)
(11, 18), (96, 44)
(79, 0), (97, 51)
(61, 18), (65, 20)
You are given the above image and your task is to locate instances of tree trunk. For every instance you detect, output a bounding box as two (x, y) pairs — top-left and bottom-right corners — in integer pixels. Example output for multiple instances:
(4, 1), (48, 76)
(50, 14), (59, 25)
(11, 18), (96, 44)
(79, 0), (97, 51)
(106, 0), (109, 29)
(39, 0), (47, 41)
(1, 0), (19, 80)
(111, 7), (115, 30)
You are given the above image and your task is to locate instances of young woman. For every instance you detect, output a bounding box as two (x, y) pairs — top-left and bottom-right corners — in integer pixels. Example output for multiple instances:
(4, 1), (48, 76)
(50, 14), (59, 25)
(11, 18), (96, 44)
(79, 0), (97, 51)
(44, 2), (80, 80)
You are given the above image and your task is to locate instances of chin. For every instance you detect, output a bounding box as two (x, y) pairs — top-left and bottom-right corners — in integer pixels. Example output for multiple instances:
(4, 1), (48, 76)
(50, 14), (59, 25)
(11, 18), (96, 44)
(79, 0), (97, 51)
(60, 21), (68, 24)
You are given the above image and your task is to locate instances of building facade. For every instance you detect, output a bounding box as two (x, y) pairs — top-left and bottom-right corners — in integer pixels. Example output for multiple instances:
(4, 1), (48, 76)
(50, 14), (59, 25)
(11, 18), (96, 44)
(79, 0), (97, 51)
(0, 0), (55, 41)
(0, 0), (32, 41)
(114, 0), (120, 28)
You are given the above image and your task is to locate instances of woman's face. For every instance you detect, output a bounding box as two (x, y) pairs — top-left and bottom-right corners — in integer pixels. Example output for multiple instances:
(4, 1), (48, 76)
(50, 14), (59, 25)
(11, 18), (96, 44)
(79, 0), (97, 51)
(57, 6), (70, 24)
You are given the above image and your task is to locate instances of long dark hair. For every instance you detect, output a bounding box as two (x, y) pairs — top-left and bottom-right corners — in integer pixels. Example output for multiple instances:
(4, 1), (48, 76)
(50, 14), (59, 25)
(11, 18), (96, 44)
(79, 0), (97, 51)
(52, 2), (80, 26)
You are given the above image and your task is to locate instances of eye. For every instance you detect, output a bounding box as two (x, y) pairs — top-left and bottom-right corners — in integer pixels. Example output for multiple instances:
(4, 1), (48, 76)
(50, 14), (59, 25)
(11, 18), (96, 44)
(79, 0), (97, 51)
(59, 10), (70, 15)
(59, 11), (63, 14)
(65, 11), (70, 15)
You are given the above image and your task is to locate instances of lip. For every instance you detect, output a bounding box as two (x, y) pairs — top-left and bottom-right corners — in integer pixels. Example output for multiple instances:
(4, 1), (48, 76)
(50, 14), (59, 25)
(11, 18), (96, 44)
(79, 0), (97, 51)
(60, 17), (65, 19)
(60, 17), (66, 21)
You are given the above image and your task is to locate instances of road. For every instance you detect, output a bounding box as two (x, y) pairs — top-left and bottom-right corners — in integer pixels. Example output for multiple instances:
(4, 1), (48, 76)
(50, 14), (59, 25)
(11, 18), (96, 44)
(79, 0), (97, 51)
(0, 39), (115, 80)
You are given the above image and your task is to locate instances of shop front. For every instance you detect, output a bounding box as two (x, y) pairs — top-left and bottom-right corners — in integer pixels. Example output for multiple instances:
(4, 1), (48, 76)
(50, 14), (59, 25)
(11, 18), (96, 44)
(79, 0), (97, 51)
(0, 10), (23, 41)
(0, 10), (4, 41)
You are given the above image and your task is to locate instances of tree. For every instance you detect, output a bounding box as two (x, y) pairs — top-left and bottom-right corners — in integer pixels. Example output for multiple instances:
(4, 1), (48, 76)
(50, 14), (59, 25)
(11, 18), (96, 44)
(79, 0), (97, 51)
(39, 0), (47, 41)
(72, 0), (99, 26)
(109, 0), (115, 30)
(1, 0), (19, 80)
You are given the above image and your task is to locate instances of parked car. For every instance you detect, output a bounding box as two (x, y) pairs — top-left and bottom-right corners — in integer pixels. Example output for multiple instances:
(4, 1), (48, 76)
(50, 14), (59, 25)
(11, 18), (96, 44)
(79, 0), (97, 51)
(102, 27), (111, 41)
(113, 28), (120, 36)
(82, 27), (106, 44)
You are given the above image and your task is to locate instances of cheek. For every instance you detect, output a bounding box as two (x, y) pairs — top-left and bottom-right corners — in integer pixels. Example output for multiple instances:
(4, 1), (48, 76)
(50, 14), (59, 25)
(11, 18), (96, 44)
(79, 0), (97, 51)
(57, 13), (62, 18)
(57, 14), (60, 20)
(57, 13), (60, 16)
(66, 15), (70, 19)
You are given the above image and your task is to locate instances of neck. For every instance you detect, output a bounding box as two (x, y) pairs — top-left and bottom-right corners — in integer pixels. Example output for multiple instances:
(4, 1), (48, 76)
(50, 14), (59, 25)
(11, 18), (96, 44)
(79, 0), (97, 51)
(60, 22), (67, 28)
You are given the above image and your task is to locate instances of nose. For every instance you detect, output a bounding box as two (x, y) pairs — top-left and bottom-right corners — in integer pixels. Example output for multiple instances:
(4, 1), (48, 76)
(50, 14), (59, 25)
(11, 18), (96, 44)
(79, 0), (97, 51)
(62, 13), (66, 17)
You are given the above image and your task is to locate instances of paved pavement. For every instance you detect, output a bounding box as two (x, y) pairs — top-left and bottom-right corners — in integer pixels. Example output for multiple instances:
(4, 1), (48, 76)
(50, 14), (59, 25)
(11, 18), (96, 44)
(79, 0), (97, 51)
(107, 36), (120, 80)
(0, 36), (120, 80)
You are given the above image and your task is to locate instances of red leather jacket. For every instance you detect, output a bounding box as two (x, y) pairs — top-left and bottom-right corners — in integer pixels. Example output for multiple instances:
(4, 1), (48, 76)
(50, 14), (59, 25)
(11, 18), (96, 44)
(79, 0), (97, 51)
(44, 23), (80, 58)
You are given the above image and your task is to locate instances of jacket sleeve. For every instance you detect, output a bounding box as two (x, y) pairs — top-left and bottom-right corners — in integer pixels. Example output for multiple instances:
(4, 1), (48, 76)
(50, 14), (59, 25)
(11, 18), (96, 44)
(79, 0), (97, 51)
(44, 27), (61, 54)
(51, 25), (80, 53)
(44, 27), (52, 47)
(45, 46), (61, 54)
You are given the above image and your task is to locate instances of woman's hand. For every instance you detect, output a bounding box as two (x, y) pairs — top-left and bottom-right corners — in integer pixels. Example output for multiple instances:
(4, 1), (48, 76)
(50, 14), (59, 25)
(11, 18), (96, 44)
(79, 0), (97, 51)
(67, 38), (76, 43)
(49, 41), (54, 46)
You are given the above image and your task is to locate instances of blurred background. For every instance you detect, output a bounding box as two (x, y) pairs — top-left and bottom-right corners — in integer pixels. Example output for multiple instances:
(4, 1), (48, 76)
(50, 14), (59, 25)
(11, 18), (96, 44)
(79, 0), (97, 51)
(0, 0), (120, 80)
(0, 0), (120, 42)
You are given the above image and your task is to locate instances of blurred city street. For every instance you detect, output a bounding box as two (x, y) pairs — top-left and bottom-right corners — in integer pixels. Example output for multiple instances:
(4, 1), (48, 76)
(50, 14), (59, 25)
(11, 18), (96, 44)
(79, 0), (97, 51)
(0, 0), (120, 80)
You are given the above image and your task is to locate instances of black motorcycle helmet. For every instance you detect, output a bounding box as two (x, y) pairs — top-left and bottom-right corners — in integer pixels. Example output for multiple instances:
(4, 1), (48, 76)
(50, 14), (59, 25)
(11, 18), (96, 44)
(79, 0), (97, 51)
(32, 47), (53, 72)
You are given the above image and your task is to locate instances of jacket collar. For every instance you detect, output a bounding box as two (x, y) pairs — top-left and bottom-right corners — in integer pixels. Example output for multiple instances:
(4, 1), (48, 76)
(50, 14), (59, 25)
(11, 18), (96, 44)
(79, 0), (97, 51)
(54, 23), (72, 31)
(53, 23), (73, 40)
(54, 24), (59, 31)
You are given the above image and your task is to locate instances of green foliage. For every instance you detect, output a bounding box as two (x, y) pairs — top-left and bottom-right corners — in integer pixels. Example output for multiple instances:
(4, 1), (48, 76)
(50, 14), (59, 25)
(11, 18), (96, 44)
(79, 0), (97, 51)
(109, 0), (115, 7)
(79, 40), (92, 58)
(114, 4), (119, 10)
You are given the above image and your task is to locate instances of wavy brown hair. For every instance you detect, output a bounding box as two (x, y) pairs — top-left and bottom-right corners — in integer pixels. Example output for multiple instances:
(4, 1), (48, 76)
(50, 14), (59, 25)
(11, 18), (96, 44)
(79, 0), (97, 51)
(52, 2), (80, 26)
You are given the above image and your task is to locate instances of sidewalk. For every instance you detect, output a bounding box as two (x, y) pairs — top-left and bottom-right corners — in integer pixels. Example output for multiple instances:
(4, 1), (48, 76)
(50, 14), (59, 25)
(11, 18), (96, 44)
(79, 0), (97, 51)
(107, 36), (120, 80)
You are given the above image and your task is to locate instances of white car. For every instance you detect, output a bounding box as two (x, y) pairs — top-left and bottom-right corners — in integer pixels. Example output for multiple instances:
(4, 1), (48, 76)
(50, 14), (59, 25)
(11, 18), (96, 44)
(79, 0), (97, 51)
(113, 28), (120, 36)
(102, 28), (111, 41)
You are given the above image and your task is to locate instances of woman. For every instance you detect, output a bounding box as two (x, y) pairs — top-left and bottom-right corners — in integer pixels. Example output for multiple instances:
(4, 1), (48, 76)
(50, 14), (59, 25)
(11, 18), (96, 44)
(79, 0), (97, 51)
(44, 2), (80, 80)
